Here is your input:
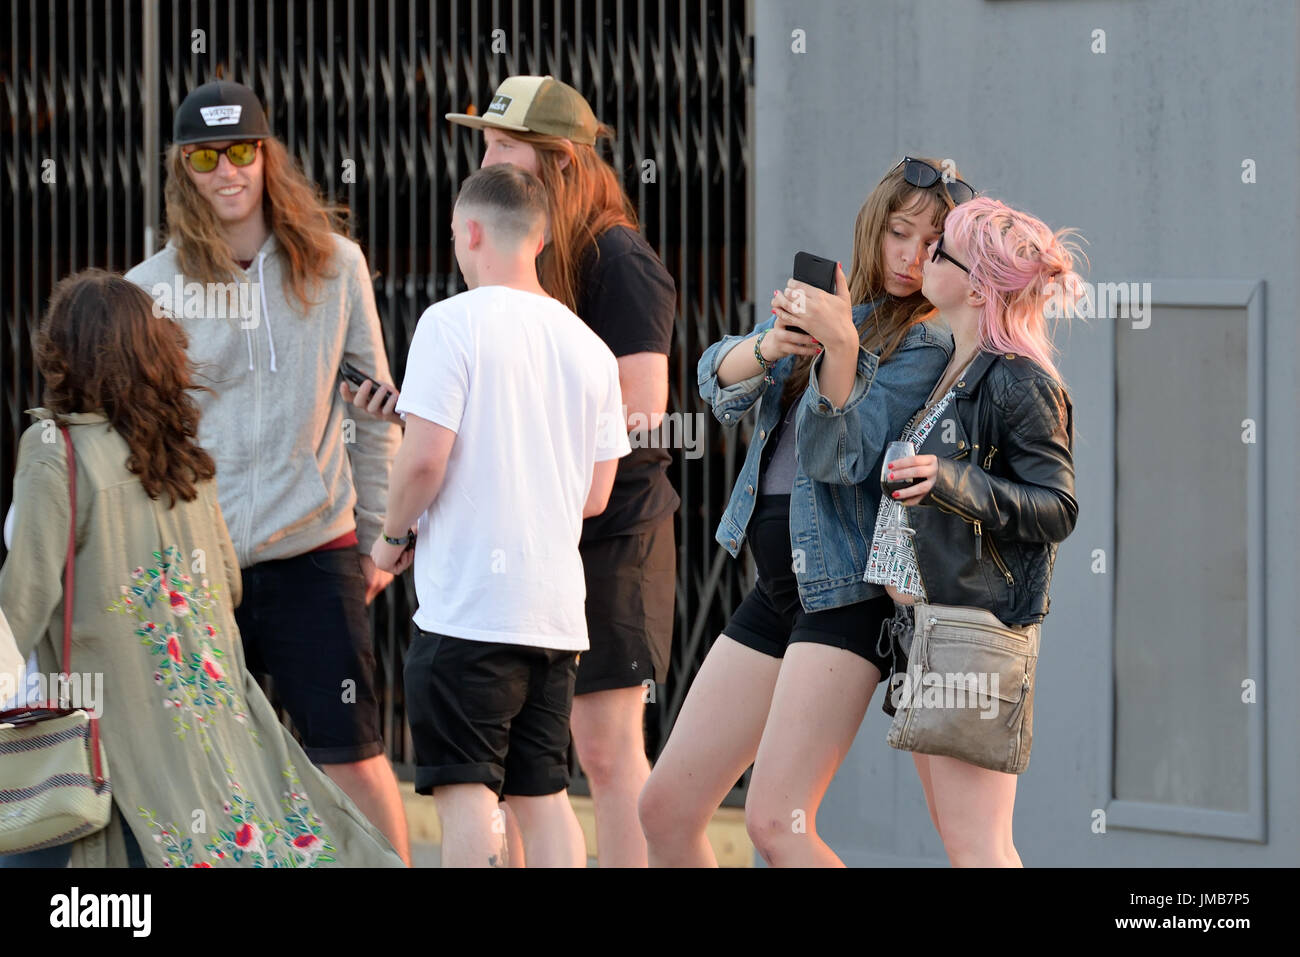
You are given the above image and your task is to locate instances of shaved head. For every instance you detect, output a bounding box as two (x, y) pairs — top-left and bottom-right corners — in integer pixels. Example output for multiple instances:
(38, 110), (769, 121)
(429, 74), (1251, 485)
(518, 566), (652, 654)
(454, 164), (548, 247)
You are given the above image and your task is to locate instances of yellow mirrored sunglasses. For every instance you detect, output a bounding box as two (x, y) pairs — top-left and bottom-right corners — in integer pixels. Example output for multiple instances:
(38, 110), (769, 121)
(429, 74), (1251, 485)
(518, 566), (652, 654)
(184, 140), (260, 173)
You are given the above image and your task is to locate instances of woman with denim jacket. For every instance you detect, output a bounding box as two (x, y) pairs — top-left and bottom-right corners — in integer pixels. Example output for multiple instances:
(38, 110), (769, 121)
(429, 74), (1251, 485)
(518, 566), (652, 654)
(639, 158), (975, 866)
(873, 197), (1079, 866)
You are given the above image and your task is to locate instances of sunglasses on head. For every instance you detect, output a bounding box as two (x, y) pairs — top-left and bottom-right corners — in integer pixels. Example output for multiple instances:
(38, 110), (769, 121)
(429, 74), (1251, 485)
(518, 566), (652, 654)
(890, 157), (977, 206)
(931, 234), (970, 274)
(183, 140), (260, 173)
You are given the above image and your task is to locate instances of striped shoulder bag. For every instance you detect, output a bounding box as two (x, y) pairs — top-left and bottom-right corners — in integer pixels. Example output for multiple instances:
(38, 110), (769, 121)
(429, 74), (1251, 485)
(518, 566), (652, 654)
(0, 424), (111, 853)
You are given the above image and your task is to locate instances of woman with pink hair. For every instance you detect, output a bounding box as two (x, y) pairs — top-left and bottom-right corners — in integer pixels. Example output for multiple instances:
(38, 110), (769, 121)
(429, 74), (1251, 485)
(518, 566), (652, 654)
(873, 197), (1080, 866)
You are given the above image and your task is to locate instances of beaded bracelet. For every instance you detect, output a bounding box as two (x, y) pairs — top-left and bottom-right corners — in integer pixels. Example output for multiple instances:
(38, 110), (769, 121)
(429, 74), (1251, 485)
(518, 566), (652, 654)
(753, 331), (776, 386)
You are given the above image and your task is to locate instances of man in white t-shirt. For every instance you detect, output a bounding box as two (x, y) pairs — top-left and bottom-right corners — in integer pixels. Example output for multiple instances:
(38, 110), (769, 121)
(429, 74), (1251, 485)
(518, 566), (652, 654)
(370, 164), (630, 867)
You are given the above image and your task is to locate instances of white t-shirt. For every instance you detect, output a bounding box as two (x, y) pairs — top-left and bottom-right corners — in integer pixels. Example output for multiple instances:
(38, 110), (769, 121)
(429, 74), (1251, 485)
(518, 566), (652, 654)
(395, 285), (631, 650)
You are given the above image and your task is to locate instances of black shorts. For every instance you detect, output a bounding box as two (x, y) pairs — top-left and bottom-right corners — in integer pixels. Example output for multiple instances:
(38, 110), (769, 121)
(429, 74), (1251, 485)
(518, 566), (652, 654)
(575, 511), (676, 696)
(404, 626), (578, 798)
(724, 495), (894, 674)
(234, 548), (385, 764)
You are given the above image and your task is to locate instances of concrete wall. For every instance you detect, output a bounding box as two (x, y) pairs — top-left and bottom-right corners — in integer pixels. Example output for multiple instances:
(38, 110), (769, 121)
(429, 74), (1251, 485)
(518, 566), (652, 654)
(752, 0), (1299, 865)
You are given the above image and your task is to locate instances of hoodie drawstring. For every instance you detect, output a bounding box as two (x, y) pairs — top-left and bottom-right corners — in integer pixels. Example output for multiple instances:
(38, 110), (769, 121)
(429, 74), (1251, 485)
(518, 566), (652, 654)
(257, 252), (278, 373)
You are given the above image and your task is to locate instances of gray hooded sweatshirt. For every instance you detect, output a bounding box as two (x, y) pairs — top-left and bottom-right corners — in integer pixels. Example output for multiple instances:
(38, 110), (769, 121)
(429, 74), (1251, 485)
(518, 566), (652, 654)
(126, 231), (401, 568)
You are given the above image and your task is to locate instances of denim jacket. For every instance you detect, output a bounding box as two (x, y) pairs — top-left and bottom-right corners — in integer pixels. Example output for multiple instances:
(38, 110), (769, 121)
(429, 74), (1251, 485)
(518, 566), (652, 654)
(697, 301), (953, 612)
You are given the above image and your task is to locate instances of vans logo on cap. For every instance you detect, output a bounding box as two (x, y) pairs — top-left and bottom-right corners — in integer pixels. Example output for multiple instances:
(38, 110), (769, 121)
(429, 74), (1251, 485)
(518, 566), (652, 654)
(485, 94), (512, 117)
(199, 105), (243, 126)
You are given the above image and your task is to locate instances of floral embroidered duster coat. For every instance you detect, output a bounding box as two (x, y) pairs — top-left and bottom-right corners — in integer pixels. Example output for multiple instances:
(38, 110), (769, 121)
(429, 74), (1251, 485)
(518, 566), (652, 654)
(0, 410), (403, 867)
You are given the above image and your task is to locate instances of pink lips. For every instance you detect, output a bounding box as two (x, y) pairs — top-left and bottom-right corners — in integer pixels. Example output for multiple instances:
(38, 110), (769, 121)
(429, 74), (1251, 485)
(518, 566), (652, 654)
(894, 272), (917, 284)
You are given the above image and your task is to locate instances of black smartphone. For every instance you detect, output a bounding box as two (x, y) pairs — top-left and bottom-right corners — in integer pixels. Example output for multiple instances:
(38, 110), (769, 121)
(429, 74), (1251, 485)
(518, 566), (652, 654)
(339, 359), (387, 394)
(787, 251), (837, 336)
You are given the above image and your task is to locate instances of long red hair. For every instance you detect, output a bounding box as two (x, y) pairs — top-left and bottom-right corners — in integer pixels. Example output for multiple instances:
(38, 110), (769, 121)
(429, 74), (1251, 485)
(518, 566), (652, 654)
(492, 125), (639, 312)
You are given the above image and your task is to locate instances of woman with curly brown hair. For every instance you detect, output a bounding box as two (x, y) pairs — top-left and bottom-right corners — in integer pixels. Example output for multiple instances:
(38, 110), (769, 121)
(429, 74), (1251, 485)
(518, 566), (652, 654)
(125, 80), (409, 862)
(0, 270), (404, 867)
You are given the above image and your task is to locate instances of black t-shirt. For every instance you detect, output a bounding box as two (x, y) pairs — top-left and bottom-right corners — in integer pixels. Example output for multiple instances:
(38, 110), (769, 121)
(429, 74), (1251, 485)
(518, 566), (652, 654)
(575, 225), (680, 543)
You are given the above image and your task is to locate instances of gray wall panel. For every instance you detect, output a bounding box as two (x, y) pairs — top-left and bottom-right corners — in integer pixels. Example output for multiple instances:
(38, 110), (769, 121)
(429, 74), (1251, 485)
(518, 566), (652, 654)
(754, 0), (1298, 865)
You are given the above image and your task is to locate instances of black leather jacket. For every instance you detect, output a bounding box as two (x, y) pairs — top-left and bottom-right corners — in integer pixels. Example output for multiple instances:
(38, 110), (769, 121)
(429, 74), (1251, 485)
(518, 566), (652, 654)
(905, 350), (1077, 625)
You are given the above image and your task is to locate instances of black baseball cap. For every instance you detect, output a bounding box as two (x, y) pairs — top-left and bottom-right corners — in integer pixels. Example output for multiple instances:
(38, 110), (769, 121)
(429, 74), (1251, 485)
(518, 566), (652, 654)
(172, 80), (271, 146)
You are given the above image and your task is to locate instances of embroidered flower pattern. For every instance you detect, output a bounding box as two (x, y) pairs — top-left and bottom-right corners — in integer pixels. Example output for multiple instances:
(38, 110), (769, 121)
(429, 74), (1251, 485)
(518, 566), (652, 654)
(137, 808), (198, 868)
(137, 762), (337, 868)
(202, 762), (337, 867)
(108, 545), (257, 750)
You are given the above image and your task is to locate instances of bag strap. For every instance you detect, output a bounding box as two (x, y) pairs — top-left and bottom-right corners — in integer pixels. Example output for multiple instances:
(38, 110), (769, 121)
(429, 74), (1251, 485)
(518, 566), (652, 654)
(59, 425), (77, 679)
(57, 424), (104, 784)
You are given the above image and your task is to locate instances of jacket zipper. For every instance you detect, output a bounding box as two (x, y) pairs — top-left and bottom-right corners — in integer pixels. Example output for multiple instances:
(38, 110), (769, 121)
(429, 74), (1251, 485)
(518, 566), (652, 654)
(982, 524), (1014, 586)
(983, 445), (998, 469)
(930, 494), (1015, 585)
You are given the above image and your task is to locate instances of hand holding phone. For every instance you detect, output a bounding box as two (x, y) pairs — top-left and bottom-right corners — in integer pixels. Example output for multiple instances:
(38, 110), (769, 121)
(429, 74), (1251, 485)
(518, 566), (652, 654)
(785, 251), (837, 336)
(339, 359), (383, 390)
(338, 360), (404, 427)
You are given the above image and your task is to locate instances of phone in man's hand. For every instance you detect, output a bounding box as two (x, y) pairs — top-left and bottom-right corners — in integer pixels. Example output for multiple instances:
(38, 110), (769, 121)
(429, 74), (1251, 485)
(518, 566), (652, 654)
(339, 359), (386, 393)
(788, 251), (838, 336)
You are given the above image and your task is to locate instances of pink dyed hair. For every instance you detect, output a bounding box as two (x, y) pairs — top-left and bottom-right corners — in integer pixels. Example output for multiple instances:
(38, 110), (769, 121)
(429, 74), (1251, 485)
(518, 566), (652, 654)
(944, 197), (1085, 384)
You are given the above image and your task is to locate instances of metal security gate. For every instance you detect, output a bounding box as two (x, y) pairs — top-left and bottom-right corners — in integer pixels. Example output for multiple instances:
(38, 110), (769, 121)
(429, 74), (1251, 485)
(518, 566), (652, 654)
(1, 0), (755, 803)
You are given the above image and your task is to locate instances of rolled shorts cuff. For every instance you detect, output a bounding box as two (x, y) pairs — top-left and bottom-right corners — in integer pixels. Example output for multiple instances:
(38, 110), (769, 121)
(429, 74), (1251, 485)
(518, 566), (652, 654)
(574, 673), (656, 696)
(304, 739), (386, 765)
(414, 761), (505, 797)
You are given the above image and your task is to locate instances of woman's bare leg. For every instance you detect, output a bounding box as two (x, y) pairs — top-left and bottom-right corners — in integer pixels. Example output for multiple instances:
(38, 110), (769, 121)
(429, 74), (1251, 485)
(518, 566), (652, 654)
(744, 642), (881, 867)
(922, 753), (1021, 867)
(638, 635), (781, 867)
(911, 753), (944, 839)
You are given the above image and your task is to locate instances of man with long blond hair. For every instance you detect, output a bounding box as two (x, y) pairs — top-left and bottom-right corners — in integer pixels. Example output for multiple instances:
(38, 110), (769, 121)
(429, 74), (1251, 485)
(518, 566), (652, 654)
(126, 80), (409, 864)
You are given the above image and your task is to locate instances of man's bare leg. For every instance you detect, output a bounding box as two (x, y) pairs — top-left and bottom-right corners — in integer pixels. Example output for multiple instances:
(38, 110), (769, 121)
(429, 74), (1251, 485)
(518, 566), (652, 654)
(322, 753), (411, 865)
(504, 791), (587, 867)
(499, 800), (526, 867)
(435, 782), (507, 867)
(570, 686), (653, 866)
